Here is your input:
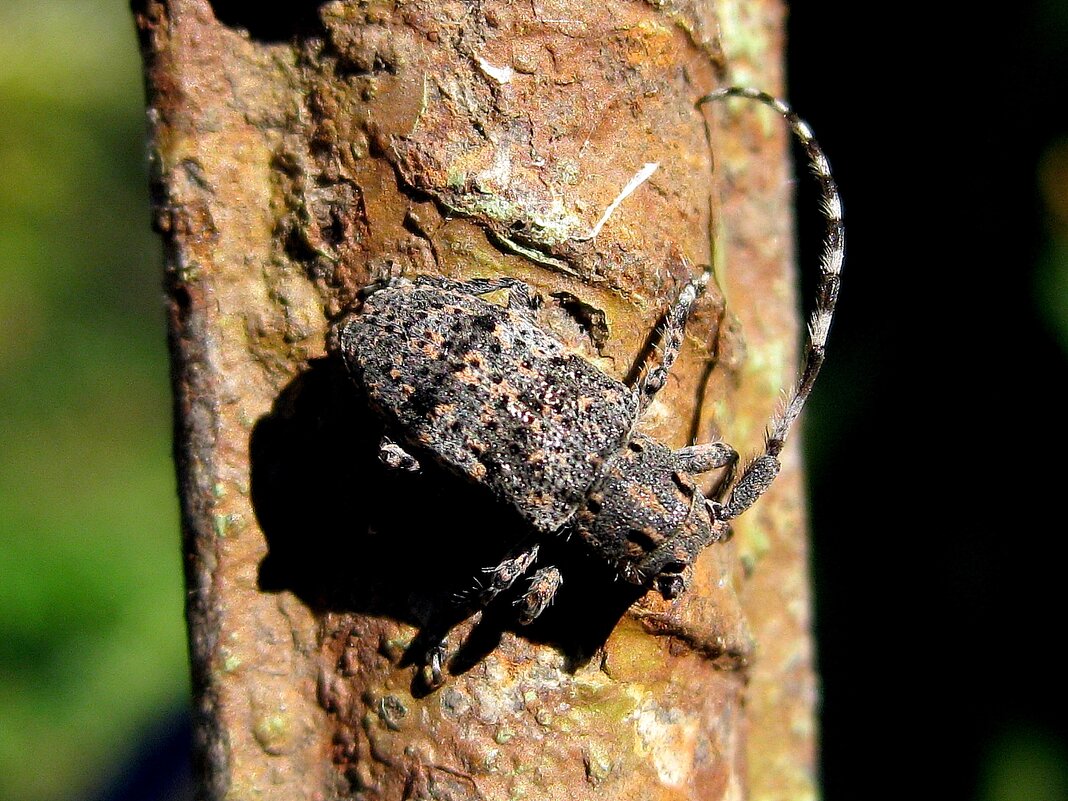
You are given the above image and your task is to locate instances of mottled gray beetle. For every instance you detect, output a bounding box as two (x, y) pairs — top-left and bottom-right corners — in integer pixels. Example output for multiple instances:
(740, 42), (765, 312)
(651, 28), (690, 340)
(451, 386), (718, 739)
(331, 88), (843, 685)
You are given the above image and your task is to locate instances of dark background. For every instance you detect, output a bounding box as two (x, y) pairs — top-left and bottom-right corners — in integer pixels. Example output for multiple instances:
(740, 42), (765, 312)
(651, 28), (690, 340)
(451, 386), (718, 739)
(0, 2), (1064, 800)
(790, 3), (1068, 799)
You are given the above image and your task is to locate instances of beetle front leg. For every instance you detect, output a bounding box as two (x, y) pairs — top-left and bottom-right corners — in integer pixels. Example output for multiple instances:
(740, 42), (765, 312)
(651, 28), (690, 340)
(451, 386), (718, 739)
(632, 270), (710, 413)
(672, 441), (737, 474)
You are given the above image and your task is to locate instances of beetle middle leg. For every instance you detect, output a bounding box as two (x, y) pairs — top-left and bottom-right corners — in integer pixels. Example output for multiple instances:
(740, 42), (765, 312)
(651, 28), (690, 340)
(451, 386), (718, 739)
(672, 441), (736, 474)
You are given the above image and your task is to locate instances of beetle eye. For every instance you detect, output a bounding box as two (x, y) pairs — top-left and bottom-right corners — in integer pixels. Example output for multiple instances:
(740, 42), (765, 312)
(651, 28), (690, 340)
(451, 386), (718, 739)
(655, 571), (686, 600)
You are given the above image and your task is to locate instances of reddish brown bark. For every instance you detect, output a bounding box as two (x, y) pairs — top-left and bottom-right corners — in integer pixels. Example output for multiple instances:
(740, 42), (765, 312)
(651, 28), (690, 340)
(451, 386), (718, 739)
(134, 1), (815, 798)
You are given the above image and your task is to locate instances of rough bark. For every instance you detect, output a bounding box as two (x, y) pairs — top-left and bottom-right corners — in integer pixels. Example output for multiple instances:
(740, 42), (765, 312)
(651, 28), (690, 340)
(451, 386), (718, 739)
(133, 1), (814, 799)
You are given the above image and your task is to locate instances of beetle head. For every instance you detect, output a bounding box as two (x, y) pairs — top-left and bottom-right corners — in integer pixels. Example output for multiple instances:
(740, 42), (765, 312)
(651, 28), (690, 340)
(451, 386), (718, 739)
(572, 434), (728, 599)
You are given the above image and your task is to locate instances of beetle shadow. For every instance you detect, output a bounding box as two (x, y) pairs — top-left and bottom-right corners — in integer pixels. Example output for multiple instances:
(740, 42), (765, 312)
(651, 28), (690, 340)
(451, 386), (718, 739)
(250, 359), (644, 691)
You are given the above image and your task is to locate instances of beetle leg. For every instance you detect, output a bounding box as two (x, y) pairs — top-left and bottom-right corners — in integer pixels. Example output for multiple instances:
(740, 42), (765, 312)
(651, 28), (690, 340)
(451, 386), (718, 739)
(466, 277), (538, 315)
(476, 545), (541, 605)
(674, 441), (738, 501)
(421, 640), (448, 689)
(415, 275), (539, 317)
(672, 441), (737, 474)
(414, 545), (540, 688)
(378, 435), (421, 472)
(633, 270), (711, 414)
(515, 565), (563, 625)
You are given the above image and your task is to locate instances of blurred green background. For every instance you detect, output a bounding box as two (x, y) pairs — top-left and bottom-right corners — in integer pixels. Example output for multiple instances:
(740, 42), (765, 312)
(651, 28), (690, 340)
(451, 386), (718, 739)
(0, 2), (186, 800)
(1, 2), (1067, 801)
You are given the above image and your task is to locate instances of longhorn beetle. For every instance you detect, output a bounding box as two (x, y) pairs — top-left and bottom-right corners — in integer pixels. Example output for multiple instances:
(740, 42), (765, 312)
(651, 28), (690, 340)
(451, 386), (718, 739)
(331, 87), (843, 686)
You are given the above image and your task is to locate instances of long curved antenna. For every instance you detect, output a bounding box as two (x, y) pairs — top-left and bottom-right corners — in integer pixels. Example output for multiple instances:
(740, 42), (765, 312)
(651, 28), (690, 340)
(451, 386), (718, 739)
(696, 87), (845, 521)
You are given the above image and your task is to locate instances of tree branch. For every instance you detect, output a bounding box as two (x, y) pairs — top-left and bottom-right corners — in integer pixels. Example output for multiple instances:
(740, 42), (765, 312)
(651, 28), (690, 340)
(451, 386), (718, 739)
(133, 1), (815, 798)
